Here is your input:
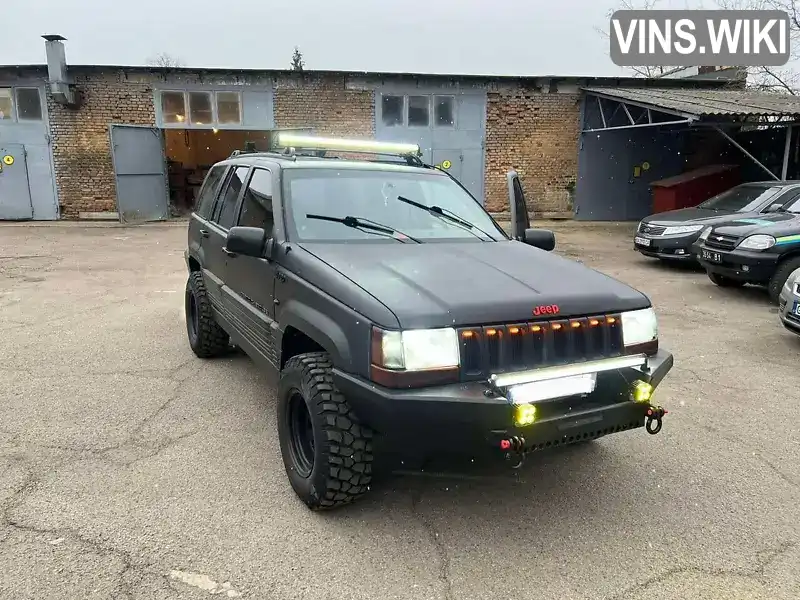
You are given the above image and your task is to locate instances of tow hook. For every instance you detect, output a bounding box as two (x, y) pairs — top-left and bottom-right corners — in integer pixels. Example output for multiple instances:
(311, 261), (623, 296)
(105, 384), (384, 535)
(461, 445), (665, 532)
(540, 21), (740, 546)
(645, 405), (668, 435)
(500, 436), (526, 469)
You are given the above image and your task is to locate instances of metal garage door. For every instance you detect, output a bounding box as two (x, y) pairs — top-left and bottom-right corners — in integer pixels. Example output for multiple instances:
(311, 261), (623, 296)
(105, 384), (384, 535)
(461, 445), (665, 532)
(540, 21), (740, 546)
(109, 124), (170, 223)
(374, 91), (486, 204)
(0, 144), (34, 220)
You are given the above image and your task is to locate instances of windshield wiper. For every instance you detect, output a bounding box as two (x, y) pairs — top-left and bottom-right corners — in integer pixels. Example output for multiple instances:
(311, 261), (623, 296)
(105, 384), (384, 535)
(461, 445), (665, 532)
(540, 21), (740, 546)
(305, 214), (422, 244)
(396, 196), (498, 241)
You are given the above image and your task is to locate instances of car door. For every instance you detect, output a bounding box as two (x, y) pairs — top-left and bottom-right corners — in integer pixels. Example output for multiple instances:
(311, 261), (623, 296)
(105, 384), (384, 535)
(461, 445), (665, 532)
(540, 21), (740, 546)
(203, 165), (249, 308)
(222, 167), (280, 368)
(188, 163), (229, 281)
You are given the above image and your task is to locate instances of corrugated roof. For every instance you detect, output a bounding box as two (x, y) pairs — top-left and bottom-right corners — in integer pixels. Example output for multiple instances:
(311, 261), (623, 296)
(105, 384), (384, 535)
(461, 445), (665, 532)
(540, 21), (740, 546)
(583, 86), (800, 118)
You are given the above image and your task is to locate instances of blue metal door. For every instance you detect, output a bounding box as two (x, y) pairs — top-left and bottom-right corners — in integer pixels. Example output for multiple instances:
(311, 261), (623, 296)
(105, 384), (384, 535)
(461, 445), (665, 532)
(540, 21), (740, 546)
(0, 144), (33, 220)
(109, 124), (169, 223)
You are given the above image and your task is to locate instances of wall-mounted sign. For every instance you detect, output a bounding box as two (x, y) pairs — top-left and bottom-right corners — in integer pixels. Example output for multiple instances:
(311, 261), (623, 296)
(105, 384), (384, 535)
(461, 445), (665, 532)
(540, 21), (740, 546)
(441, 159), (452, 170)
(642, 161), (650, 171)
(2, 155), (13, 166)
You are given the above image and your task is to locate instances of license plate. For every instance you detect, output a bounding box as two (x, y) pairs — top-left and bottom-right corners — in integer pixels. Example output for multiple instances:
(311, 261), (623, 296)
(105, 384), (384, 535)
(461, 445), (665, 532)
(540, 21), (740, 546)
(507, 373), (597, 404)
(701, 248), (722, 262)
(634, 236), (651, 247)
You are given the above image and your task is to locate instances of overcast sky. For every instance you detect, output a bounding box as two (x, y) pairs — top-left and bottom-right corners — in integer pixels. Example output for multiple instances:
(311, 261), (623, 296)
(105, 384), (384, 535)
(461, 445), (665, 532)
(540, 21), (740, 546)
(0, 0), (733, 77)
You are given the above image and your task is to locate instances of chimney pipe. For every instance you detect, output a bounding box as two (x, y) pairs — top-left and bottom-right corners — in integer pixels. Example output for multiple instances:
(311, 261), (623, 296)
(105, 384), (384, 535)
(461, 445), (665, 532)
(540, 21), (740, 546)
(42, 34), (77, 106)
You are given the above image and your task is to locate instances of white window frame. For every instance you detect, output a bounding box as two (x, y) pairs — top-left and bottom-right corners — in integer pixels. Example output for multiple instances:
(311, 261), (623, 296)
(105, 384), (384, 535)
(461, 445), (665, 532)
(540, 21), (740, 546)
(187, 90), (215, 126)
(0, 86), (44, 123)
(158, 89), (244, 128)
(159, 90), (189, 126)
(215, 91), (243, 126)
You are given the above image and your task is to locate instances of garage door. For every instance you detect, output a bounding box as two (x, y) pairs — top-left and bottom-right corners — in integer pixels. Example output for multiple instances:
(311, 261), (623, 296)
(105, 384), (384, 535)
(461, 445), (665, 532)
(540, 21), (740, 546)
(374, 91), (486, 204)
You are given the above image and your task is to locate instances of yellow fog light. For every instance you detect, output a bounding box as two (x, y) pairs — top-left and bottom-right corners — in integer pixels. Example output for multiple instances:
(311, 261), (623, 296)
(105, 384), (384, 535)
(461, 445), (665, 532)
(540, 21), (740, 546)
(514, 404), (537, 427)
(631, 380), (653, 403)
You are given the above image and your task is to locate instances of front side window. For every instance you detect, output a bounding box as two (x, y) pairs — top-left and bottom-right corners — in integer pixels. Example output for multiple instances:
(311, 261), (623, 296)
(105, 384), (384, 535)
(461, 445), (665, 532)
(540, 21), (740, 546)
(15, 88), (42, 121)
(195, 165), (228, 219)
(283, 168), (505, 243)
(237, 168), (274, 235)
(0, 88), (13, 120)
(698, 185), (782, 212)
(215, 166), (249, 229)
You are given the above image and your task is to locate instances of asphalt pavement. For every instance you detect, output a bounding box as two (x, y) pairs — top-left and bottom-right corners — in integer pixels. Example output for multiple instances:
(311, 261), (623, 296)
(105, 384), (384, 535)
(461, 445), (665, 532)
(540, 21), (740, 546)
(1, 221), (798, 600)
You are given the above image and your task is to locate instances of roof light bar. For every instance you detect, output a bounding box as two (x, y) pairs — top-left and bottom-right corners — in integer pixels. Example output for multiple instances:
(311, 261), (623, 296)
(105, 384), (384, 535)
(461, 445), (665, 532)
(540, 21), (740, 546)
(274, 133), (421, 157)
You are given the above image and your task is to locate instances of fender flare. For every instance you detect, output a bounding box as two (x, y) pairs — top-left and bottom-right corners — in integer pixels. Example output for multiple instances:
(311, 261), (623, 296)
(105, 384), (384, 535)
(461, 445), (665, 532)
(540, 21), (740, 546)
(279, 299), (353, 370)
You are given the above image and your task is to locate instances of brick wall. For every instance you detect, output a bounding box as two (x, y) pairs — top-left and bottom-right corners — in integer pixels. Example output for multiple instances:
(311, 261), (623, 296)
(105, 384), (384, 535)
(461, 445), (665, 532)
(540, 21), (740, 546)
(484, 91), (581, 215)
(274, 74), (374, 137)
(47, 70), (156, 218)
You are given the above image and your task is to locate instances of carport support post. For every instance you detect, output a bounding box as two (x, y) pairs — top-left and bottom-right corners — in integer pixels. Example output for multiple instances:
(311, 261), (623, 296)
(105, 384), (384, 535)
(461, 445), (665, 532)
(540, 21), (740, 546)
(782, 125), (793, 180)
(713, 125), (780, 181)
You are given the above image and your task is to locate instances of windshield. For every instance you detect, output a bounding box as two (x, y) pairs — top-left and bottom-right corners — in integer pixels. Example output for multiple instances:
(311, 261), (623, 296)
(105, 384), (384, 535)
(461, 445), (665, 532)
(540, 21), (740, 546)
(698, 185), (782, 212)
(282, 168), (507, 242)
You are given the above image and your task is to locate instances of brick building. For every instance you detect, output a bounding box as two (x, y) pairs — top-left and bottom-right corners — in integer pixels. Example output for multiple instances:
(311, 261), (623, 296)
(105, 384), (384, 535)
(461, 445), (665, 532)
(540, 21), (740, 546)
(1, 36), (755, 223)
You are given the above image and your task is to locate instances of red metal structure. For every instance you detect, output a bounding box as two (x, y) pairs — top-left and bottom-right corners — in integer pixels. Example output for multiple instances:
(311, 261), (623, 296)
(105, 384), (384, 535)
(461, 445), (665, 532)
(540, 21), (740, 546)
(649, 164), (740, 213)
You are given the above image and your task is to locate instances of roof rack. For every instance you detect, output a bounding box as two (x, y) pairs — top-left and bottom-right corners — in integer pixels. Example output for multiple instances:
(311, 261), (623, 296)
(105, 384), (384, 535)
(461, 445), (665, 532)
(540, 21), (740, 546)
(271, 133), (425, 166)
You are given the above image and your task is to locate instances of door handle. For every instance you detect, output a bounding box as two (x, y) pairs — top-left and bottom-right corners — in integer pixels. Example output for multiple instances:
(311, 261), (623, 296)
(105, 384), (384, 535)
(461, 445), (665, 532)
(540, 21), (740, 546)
(222, 247), (237, 257)
(199, 229), (209, 238)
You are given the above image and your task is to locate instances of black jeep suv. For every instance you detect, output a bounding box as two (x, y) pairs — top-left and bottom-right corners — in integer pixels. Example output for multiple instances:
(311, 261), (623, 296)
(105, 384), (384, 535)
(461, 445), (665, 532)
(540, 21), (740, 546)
(183, 134), (674, 511)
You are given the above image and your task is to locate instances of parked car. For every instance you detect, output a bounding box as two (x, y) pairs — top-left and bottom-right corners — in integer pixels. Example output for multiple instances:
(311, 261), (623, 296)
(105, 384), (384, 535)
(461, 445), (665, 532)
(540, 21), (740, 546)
(778, 267), (800, 336)
(633, 181), (800, 262)
(692, 194), (800, 303)
(182, 133), (673, 511)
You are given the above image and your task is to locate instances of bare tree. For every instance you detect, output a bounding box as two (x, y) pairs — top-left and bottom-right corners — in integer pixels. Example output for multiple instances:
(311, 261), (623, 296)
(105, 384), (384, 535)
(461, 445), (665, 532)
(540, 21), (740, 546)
(291, 46), (305, 71)
(598, 0), (800, 93)
(147, 52), (185, 68)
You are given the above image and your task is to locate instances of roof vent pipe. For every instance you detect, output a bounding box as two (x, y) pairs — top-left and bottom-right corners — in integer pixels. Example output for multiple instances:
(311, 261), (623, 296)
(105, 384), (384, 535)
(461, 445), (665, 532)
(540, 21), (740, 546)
(42, 34), (77, 106)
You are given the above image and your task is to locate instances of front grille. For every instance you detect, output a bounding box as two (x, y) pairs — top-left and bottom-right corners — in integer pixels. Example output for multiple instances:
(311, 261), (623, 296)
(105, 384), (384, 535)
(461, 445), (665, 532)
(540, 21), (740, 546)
(704, 233), (740, 251)
(457, 314), (624, 381)
(639, 223), (666, 236)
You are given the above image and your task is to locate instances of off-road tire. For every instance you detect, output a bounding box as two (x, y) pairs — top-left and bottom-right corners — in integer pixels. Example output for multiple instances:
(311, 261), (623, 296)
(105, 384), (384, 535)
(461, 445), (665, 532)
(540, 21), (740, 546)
(708, 272), (745, 288)
(185, 271), (229, 358)
(278, 352), (374, 510)
(768, 256), (800, 304)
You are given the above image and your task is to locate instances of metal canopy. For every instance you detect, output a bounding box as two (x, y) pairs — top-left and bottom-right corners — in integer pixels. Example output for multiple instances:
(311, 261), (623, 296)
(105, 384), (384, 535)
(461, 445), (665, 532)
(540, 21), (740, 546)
(580, 87), (800, 182)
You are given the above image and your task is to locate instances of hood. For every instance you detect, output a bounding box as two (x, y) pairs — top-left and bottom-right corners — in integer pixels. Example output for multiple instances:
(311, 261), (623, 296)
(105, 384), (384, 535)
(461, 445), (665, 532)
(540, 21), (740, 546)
(299, 240), (649, 329)
(713, 212), (800, 238)
(643, 207), (740, 226)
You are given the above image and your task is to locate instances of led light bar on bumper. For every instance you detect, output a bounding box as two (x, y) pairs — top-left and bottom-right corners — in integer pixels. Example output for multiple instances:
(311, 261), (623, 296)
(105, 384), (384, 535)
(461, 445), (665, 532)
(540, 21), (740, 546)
(370, 326), (460, 388)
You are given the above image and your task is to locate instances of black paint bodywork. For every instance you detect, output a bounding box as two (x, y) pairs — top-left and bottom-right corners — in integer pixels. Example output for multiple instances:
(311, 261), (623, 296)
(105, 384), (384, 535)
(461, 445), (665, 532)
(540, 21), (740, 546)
(185, 153), (674, 454)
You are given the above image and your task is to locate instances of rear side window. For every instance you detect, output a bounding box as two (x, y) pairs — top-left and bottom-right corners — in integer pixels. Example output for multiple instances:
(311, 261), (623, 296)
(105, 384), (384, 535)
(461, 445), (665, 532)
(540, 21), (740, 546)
(195, 165), (227, 219)
(237, 168), (275, 236)
(214, 166), (250, 230)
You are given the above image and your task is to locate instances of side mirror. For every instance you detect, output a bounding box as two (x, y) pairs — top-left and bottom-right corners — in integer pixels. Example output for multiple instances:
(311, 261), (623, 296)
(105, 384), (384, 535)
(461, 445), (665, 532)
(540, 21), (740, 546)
(507, 169), (531, 240)
(226, 226), (267, 258)
(766, 203), (783, 213)
(523, 228), (556, 251)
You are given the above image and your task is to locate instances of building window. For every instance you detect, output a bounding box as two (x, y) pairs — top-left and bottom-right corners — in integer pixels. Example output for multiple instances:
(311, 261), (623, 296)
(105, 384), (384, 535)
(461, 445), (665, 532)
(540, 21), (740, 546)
(15, 88), (42, 121)
(381, 95), (404, 126)
(161, 91), (187, 124)
(0, 88), (14, 120)
(188, 91), (213, 125)
(216, 92), (242, 125)
(408, 96), (430, 127)
(435, 96), (455, 127)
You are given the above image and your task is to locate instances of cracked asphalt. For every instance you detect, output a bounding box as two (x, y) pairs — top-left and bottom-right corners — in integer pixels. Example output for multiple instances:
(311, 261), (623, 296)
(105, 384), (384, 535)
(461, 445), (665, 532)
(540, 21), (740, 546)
(1, 221), (798, 600)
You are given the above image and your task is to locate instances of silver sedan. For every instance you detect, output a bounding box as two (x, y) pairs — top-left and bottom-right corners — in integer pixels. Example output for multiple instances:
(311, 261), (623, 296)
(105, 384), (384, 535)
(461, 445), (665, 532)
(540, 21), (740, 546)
(778, 267), (800, 335)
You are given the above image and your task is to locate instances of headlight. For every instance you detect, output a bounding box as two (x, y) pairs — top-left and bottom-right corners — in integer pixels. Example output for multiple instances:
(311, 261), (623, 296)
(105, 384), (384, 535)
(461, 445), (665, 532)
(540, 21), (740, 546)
(662, 225), (704, 236)
(737, 234), (775, 250)
(698, 226), (712, 241)
(371, 326), (460, 388)
(620, 308), (658, 355)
